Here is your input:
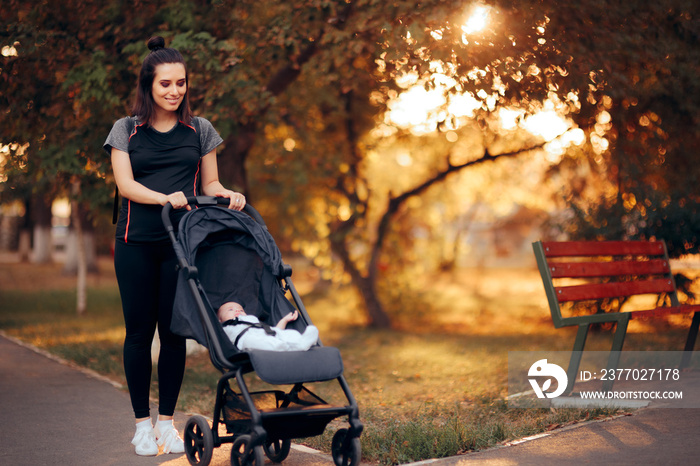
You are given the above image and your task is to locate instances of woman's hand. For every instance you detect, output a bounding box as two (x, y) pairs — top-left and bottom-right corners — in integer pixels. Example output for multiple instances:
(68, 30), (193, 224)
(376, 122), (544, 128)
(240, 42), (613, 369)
(215, 190), (246, 211)
(164, 191), (191, 210)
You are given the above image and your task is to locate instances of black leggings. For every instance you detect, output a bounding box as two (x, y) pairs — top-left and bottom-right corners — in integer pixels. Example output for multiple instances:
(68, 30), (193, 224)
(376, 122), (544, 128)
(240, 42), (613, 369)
(114, 240), (186, 419)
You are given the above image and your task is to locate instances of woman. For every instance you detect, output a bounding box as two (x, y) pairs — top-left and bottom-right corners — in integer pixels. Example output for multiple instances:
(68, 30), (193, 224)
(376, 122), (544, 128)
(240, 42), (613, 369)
(103, 36), (245, 456)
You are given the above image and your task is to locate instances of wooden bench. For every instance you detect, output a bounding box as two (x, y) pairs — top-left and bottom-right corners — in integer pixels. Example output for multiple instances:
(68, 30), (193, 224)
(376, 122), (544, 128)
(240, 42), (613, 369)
(532, 240), (700, 393)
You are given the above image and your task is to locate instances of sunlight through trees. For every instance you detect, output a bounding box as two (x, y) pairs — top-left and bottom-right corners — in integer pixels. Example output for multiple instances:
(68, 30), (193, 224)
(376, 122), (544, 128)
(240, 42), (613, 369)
(3, 0), (699, 324)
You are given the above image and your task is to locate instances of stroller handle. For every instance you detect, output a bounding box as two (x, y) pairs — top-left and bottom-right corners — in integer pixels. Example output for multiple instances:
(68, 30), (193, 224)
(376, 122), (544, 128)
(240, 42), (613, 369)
(161, 195), (267, 233)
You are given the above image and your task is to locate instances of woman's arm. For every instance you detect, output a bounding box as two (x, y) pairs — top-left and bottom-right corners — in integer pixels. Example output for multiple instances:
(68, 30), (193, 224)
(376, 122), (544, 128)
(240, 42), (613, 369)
(200, 150), (246, 210)
(111, 148), (190, 209)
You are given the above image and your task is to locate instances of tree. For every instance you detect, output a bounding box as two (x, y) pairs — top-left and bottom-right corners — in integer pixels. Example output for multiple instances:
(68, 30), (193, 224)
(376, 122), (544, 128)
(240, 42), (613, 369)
(2, 1), (124, 271)
(5, 0), (552, 323)
(2, 1), (159, 308)
(246, 0), (700, 325)
(238, 1), (582, 326)
(6, 0), (698, 324)
(534, 1), (700, 257)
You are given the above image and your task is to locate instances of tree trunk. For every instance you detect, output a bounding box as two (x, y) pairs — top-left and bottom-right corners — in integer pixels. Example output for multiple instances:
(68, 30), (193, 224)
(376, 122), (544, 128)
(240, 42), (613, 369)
(17, 198), (32, 262)
(355, 274), (392, 329)
(63, 204), (98, 275)
(31, 194), (52, 264)
(71, 181), (87, 315)
(329, 234), (392, 328)
(17, 230), (31, 262)
(439, 201), (480, 272)
(63, 231), (97, 274)
(217, 123), (256, 196)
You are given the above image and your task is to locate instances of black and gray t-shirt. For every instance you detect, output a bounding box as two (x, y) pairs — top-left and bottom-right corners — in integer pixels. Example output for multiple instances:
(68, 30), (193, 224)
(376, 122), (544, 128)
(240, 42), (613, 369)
(103, 116), (224, 243)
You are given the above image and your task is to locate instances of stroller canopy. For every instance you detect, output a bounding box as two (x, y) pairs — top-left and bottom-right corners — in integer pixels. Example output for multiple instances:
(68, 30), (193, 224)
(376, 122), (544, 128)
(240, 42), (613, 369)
(170, 204), (344, 385)
(170, 206), (299, 353)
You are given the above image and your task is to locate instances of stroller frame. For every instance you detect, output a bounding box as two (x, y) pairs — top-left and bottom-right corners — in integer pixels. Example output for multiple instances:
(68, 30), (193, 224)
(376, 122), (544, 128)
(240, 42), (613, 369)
(163, 196), (363, 466)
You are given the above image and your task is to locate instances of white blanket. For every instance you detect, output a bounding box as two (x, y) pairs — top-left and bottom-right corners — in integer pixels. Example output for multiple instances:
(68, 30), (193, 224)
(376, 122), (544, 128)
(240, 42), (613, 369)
(223, 315), (319, 352)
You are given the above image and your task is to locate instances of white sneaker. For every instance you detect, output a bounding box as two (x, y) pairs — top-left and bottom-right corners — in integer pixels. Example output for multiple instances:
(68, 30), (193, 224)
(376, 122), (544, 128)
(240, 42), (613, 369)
(155, 424), (185, 454)
(131, 427), (158, 456)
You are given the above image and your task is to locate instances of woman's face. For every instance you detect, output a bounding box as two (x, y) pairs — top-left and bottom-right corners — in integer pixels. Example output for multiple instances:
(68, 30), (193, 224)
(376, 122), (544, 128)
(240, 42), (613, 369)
(151, 62), (187, 114)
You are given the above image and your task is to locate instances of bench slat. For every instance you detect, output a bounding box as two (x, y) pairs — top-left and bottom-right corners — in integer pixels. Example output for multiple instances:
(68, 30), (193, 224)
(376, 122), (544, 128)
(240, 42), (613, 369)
(629, 305), (700, 320)
(549, 259), (670, 278)
(555, 278), (675, 302)
(541, 241), (666, 257)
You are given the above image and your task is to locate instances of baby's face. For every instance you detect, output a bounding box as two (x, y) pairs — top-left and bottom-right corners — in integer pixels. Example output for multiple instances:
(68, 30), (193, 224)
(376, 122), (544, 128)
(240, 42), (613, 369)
(218, 302), (246, 322)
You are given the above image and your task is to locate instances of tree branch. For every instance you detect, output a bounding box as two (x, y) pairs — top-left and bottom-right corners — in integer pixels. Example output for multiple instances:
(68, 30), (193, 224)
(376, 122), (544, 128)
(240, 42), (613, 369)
(369, 139), (551, 274)
(263, 2), (354, 97)
(264, 38), (320, 96)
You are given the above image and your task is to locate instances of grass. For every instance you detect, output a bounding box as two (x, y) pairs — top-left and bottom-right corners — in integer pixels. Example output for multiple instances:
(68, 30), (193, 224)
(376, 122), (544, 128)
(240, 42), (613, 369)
(1, 257), (695, 464)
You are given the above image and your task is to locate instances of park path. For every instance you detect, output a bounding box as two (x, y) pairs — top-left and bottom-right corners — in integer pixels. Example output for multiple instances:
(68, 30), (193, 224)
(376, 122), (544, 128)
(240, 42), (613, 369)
(3, 331), (700, 465)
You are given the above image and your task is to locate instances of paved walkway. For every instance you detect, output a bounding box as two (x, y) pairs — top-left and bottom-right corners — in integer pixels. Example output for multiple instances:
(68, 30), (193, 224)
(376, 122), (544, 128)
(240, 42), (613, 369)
(2, 332), (699, 465)
(0, 333), (348, 466)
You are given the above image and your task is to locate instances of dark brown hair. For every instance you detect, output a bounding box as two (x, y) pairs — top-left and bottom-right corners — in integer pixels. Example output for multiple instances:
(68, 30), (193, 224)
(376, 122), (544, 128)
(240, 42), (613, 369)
(131, 36), (192, 126)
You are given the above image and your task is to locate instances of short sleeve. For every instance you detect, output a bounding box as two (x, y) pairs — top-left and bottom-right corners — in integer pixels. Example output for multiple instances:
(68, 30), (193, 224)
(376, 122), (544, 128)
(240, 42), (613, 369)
(195, 117), (224, 155)
(103, 117), (133, 156)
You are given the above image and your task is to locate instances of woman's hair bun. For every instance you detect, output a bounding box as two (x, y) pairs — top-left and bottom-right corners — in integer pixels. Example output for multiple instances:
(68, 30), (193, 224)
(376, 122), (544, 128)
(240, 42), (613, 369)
(147, 36), (166, 51)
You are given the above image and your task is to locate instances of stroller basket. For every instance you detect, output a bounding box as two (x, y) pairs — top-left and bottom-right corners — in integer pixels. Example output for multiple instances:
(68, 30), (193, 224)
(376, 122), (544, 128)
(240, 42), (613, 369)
(223, 388), (339, 440)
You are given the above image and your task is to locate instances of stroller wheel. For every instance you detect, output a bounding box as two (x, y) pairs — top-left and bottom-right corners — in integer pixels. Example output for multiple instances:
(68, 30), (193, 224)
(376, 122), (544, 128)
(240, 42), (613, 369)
(231, 434), (265, 466)
(263, 438), (291, 463)
(331, 428), (361, 466)
(184, 415), (214, 466)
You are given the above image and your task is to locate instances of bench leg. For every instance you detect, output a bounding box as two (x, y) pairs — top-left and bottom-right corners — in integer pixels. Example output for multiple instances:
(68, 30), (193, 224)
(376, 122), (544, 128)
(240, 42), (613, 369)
(602, 317), (629, 392)
(680, 312), (700, 368)
(565, 324), (590, 395)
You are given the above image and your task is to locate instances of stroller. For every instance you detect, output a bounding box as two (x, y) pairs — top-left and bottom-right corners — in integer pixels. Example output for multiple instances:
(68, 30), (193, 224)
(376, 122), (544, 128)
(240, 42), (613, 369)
(163, 196), (363, 466)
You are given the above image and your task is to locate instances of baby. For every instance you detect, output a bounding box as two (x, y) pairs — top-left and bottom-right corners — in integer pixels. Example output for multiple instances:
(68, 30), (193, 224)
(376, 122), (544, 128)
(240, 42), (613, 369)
(217, 301), (319, 352)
